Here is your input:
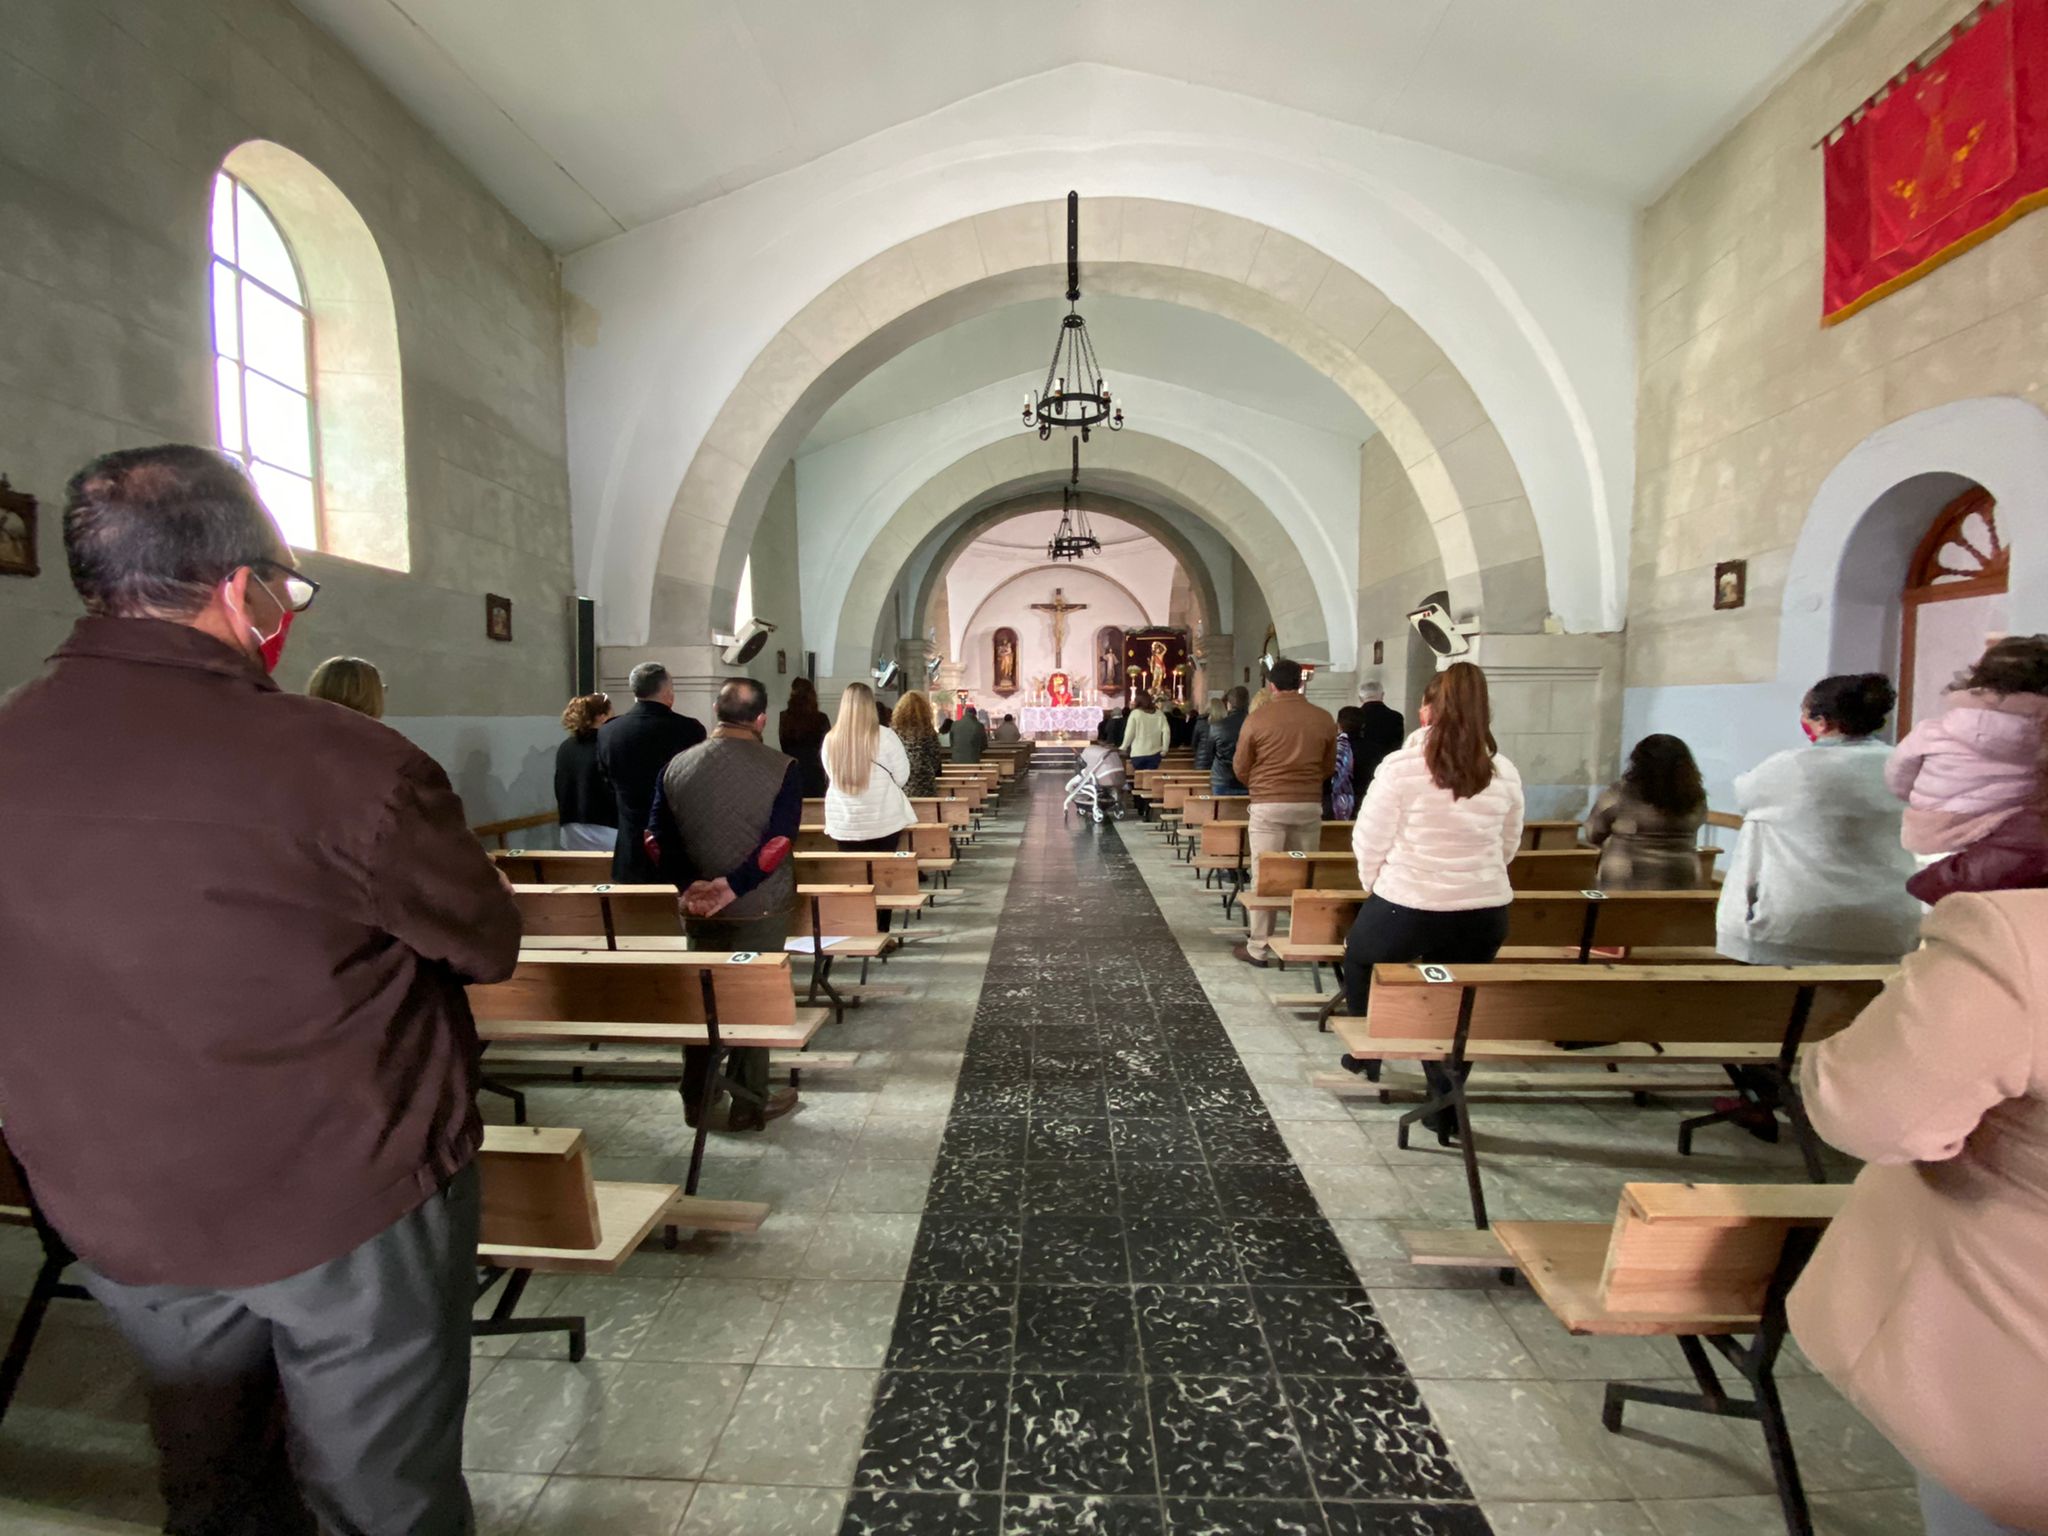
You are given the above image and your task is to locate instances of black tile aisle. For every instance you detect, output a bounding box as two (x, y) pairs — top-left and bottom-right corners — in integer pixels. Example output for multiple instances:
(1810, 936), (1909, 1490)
(839, 780), (1492, 1536)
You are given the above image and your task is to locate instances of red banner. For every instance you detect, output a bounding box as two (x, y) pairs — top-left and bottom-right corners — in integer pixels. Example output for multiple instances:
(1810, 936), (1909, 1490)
(1824, 0), (2048, 323)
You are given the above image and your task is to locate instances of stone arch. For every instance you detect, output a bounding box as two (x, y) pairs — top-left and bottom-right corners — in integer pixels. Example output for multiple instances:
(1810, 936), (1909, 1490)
(831, 437), (1325, 680)
(219, 141), (408, 572)
(903, 493), (1222, 665)
(648, 198), (1554, 657)
(1777, 397), (2048, 688)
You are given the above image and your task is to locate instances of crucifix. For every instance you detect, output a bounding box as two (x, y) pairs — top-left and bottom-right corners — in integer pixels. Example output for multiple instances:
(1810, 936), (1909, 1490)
(1030, 587), (1088, 669)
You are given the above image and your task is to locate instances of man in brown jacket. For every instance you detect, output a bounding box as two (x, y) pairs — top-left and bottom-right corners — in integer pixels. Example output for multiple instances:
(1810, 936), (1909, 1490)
(0, 446), (521, 1534)
(1233, 657), (1339, 966)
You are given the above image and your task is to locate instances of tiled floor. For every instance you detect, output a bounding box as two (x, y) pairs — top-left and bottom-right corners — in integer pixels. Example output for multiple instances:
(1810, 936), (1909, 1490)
(0, 775), (1922, 1536)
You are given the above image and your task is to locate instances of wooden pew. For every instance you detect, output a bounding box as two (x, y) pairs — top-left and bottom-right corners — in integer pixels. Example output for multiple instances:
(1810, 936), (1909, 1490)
(474, 1125), (689, 1357)
(1489, 1183), (1846, 1536)
(1246, 847), (1721, 925)
(493, 847), (612, 884)
(1330, 963), (1890, 1225)
(1518, 819), (1583, 850)
(907, 822), (958, 885)
(0, 1125), (720, 1419)
(787, 884), (895, 1023)
(795, 849), (930, 928)
(469, 951), (826, 1194)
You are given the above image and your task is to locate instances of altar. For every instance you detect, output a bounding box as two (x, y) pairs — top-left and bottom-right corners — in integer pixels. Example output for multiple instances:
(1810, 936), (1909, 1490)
(1019, 704), (1106, 737)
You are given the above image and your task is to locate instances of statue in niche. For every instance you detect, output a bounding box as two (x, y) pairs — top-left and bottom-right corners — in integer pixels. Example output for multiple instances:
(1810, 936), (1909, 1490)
(992, 627), (1019, 695)
(1095, 625), (1124, 692)
(1147, 639), (1169, 698)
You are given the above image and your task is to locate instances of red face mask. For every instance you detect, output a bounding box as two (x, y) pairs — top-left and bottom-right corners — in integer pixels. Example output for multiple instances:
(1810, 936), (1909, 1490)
(257, 608), (294, 674)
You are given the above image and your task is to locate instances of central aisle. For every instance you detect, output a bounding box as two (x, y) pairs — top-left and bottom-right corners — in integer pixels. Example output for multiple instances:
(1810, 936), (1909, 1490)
(840, 780), (1489, 1535)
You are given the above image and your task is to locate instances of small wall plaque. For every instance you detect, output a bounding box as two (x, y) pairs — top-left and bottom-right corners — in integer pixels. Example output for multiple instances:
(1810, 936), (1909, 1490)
(1372, 639), (1384, 666)
(0, 476), (38, 578)
(1713, 559), (1747, 611)
(485, 592), (513, 641)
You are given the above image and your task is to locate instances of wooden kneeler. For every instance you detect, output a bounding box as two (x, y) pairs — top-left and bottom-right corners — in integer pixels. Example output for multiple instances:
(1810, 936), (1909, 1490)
(1492, 1182), (1847, 1536)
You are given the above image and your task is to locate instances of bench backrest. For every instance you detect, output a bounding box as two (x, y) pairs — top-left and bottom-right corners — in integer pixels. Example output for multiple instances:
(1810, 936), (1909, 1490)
(1253, 851), (1363, 896)
(1519, 820), (1583, 850)
(493, 848), (613, 885)
(1288, 888), (1722, 954)
(1599, 1182), (1847, 1320)
(908, 822), (953, 861)
(470, 951), (797, 1027)
(787, 883), (880, 939)
(1200, 821), (1248, 857)
(796, 850), (919, 895)
(1361, 963), (1890, 1045)
(479, 1125), (600, 1249)
(1183, 795), (1251, 828)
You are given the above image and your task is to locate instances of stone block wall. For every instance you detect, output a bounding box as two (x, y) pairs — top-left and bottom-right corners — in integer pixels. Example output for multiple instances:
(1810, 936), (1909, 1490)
(0, 0), (573, 821)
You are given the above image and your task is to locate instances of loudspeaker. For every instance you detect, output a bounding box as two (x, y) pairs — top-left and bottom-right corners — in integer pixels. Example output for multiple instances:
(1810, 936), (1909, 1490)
(572, 596), (596, 694)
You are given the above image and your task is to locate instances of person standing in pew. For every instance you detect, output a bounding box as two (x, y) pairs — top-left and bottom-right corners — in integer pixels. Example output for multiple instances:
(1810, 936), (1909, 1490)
(1334, 663), (1524, 1140)
(1712, 673), (1923, 1141)
(649, 676), (801, 1131)
(1233, 660), (1339, 966)
(1204, 685), (1251, 797)
(1787, 890), (2048, 1535)
(554, 691), (617, 851)
(0, 445), (522, 1534)
(1351, 678), (1405, 796)
(1582, 733), (1708, 889)
(596, 661), (706, 883)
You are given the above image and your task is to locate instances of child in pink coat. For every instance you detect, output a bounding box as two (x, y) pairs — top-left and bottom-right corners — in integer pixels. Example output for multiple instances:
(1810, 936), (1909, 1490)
(1886, 635), (2048, 902)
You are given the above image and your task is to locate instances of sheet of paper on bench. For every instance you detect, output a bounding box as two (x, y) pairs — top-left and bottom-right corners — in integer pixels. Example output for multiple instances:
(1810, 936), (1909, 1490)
(786, 936), (852, 953)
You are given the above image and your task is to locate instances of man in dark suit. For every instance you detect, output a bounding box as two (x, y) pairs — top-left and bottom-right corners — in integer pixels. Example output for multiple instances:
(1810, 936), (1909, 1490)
(1351, 679), (1406, 797)
(596, 662), (706, 881)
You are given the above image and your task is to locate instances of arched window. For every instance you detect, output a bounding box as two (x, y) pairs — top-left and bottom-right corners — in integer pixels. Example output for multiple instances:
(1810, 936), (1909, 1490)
(210, 172), (319, 549)
(1900, 485), (2007, 725)
(205, 141), (410, 572)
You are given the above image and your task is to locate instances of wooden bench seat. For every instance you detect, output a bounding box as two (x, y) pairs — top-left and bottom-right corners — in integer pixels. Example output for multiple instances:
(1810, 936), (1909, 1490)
(470, 950), (822, 1195)
(1330, 962), (1891, 1227)
(1489, 1182), (1846, 1536)
(493, 847), (612, 884)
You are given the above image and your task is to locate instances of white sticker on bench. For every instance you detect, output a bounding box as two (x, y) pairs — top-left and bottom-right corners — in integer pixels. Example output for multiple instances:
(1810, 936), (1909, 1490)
(728, 952), (759, 963)
(897, 851), (915, 857)
(594, 883), (613, 892)
(1419, 965), (1456, 983)
(1580, 889), (1607, 900)
(1289, 850), (1306, 859)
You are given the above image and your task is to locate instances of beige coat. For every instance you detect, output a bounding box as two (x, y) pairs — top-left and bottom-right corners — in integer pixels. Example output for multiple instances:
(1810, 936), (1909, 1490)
(1789, 891), (2048, 1532)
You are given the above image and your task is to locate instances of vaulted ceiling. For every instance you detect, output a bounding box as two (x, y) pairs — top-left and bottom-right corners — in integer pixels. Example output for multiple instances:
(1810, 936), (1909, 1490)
(290, 0), (1860, 251)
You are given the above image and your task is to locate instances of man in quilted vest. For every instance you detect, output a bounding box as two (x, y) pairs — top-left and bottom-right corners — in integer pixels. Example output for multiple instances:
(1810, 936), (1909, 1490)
(651, 677), (801, 1131)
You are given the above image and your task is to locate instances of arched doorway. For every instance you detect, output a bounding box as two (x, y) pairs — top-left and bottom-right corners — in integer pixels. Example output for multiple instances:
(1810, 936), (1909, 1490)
(1900, 486), (2006, 726)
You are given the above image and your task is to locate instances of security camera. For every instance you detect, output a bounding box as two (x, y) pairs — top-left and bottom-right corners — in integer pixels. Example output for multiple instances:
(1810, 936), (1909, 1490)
(719, 618), (775, 666)
(1407, 593), (1476, 658)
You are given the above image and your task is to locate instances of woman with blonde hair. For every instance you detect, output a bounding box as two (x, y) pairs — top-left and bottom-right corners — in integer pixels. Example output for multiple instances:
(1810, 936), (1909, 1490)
(891, 689), (943, 797)
(1337, 662), (1525, 1137)
(555, 691), (616, 851)
(306, 656), (384, 719)
(822, 681), (914, 852)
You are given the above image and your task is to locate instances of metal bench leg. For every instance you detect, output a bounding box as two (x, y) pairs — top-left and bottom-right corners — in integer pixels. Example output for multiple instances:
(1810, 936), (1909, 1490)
(472, 1267), (586, 1363)
(0, 1252), (69, 1428)
(479, 1075), (527, 1125)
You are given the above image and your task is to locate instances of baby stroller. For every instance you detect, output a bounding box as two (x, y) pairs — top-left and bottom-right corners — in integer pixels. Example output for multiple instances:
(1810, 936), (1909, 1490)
(1063, 742), (1127, 824)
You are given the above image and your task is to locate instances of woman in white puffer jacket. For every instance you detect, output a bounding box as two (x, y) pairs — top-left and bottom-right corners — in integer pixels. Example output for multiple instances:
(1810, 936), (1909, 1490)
(823, 682), (916, 850)
(1337, 663), (1524, 1136)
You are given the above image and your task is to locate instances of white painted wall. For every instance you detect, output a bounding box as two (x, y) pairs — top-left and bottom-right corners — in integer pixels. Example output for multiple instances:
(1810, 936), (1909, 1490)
(942, 518), (1176, 662)
(794, 372), (1363, 673)
(954, 565), (1152, 699)
(562, 64), (1637, 647)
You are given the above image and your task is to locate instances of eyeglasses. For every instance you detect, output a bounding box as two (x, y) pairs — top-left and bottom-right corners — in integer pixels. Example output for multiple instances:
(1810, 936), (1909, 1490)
(246, 559), (320, 613)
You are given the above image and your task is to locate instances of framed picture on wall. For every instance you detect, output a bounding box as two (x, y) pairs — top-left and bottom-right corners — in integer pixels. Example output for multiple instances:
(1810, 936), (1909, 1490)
(485, 592), (513, 641)
(1372, 639), (1384, 666)
(1713, 560), (1747, 611)
(0, 476), (38, 578)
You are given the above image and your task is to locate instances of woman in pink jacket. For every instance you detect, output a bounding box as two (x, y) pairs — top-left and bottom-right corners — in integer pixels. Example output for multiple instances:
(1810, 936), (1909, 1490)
(1335, 663), (1524, 1138)
(1791, 888), (2048, 1534)
(1887, 636), (2048, 903)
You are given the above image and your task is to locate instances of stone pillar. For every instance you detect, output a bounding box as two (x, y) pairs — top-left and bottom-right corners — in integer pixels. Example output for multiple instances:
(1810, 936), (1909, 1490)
(1192, 633), (1233, 705)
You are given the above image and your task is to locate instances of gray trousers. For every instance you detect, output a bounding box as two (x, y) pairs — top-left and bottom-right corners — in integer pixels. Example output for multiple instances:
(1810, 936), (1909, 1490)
(80, 1163), (481, 1536)
(1920, 1476), (2032, 1536)
(683, 911), (788, 1113)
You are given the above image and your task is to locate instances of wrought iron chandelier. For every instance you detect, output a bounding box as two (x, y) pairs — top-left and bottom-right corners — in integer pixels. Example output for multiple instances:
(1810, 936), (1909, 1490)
(1023, 191), (1126, 442)
(1047, 438), (1100, 562)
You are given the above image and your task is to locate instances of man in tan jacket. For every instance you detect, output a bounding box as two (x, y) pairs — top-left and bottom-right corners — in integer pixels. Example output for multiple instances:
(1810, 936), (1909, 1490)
(1232, 657), (1338, 966)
